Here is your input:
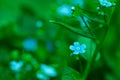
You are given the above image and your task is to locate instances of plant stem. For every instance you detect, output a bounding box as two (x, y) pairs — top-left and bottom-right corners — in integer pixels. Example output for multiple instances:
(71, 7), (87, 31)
(82, 25), (108, 80)
(82, 41), (99, 80)
(81, 16), (94, 36)
(78, 55), (83, 73)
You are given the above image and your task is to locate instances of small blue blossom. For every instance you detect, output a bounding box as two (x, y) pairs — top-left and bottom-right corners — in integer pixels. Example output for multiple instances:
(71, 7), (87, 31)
(22, 38), (37, 51)
(10, 61), (23, 72)
(99, 0), (113, 7)
(69, 42), (86, 54)
(40, 64), (57, 77)
(57, 4), (72, 16)
(36, 73), (49, 80)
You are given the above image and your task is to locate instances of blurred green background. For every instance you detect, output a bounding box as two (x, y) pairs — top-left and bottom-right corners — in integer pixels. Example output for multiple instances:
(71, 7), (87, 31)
(0, 0), (120, 80)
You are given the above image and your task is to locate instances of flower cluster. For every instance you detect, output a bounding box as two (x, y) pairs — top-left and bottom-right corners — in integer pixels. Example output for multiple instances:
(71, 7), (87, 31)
(69, 42), (86, 55)
(99, 0), (115, 7)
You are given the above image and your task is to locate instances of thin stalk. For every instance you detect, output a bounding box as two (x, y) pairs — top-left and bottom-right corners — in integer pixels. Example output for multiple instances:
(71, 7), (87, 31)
(81, 3), (111, 79)
(78, 55), (83, 73)
(81, 16), (95, 37)
(82, 25), (108, 80)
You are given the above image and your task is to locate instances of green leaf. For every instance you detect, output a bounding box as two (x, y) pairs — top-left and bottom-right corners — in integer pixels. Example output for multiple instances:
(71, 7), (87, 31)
(49, 20), (96, 40)
(78, 36), (100, 61)
(62, 67), (81, 80)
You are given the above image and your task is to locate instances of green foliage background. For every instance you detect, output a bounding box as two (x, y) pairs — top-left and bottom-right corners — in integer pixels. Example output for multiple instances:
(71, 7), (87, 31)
(0, 0), (120, 80)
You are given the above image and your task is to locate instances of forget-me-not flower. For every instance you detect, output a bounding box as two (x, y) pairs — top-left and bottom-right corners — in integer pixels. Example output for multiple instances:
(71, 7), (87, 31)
(69, 42), (86, 54)
(40, 64), (57, 77)
(10, 61), (23, 72)
(57, 4), (72, 16)
(22, 38), (37, 51)
(99, 0), (113, 7)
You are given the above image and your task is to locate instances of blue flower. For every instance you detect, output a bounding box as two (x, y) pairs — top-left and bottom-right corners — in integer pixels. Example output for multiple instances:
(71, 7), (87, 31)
(10, 61), (23, 72)
(22, 38), (37, 51)
(40, 64), (57, 77)
(57, 4), (72, 16)
(69, 42), (86, 54)
(99, 0), (113, 7)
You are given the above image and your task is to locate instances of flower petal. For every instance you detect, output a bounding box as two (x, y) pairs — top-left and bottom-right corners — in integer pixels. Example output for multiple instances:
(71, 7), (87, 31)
(69, 45), (75, 50)
(81, 44), (86, 49)
(80, 49), (86, 54)
(74, 42), (80, 46)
